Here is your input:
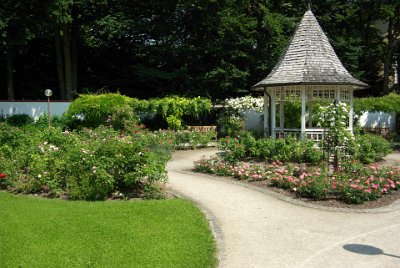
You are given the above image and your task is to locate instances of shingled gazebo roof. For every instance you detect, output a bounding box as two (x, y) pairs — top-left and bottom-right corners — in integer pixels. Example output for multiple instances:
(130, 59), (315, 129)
(252, 9), (368, 90)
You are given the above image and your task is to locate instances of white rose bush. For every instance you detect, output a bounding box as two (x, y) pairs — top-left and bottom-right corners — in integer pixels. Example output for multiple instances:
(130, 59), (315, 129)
(219, 96), (263, 136)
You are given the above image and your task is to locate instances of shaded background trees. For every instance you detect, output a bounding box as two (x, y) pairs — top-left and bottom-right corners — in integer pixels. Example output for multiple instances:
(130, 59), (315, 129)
(0, 0), (399, 101)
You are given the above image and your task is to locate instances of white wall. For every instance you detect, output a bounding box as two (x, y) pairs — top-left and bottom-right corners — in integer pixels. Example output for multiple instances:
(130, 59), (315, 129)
(0, 102), (397, 131)
(359, 111), (396, 130)
(243, 110), (263, 132)
(0, 101), (71, 120)
(243, 110), (396, 131)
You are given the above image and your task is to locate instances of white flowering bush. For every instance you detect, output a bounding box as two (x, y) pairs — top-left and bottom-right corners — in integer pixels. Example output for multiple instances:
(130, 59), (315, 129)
(225, 96), (264, 113)
(219, 96), (263, 136)
(317, 101), (355, 171)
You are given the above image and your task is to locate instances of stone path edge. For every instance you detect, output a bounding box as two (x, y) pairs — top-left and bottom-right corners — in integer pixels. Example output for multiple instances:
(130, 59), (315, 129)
(173, 168), (400, 214)
(167, 187), (227, 268)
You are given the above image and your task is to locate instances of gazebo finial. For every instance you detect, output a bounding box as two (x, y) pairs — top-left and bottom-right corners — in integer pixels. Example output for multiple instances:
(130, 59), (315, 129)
(308, 1), (312, 11)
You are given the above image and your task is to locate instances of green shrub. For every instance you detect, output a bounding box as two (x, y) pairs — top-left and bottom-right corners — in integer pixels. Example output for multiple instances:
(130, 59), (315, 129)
(218, 131), (391, 165)
(219, 131), (322, 164)
(256, 138), (276, 159)
(64, 93), (137, 130)
(303, 141), (323, 163)
(132, 96), (212, 130)
(6, 114), (33, 127)
(32, 114), (69, 130)
(0, 126), (170, 200)
(356, 134), (392, 163)
(218, 136), (246, 163)
(0, 123), (32, 148)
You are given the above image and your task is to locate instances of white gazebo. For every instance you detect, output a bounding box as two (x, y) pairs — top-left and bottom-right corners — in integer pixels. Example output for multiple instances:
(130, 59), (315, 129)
(252, 7), (368, 140)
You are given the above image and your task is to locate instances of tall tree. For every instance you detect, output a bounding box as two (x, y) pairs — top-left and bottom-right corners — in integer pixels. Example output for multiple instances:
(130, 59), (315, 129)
(49, 0), (79, 100)
(0, 0), (43, 100)
(379, 1), (400, 93)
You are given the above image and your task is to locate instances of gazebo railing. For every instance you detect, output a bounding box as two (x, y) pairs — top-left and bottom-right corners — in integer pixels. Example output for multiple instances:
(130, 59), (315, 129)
(274, 128), (324, 141)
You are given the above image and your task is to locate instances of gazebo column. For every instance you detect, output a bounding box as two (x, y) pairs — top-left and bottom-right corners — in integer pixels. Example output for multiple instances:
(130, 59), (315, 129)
(335, 88), (341, 101)
(301, 88), (306, 139)
(263, 91), (270, 137)
(279, 93), (284, 131)
(349, 88), (354, 133)
(271, 92), (276, 139)
(308, 94), (313, 128)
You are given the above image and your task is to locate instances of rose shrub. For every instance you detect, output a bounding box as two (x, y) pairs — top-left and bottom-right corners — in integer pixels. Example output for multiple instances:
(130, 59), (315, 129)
(194, 155), (400, 204)
(0, 123), (170, 200)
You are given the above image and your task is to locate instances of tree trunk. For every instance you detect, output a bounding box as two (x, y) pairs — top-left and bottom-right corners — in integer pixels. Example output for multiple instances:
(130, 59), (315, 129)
(6, 47), (14, 100)
(396, 46), (400, 85)
(62, 23), (73, 100)
(383, 18), (395, 94)
(71, 22), (78, 94)
(383, 47), (394, 93)
(55, 33), (66, 99)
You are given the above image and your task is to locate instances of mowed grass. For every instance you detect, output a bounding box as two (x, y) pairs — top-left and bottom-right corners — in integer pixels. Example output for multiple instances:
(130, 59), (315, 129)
(0, 192), (217, 268)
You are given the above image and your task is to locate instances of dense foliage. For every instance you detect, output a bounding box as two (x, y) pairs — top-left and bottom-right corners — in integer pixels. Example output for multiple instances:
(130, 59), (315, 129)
(64, 93), (212, 130)
(219, 130), (391, 165)
(1, 1), (398, 100)
(131, 96), (212, 130)
(0, 124), (169, 200)
(219, 131), (323, 164)
(0, 119), (216, 200)
(64, 93), (136, 130)
(317, 101), (354, 171)
(354, 93), (400, 114)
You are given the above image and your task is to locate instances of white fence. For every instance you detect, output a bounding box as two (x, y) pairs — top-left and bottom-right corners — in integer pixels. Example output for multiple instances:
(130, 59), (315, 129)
(0, 101), (71, 120)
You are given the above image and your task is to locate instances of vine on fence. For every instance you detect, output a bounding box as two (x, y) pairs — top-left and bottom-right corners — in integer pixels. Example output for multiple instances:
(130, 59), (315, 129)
(131, 96), (212, 130)
(65, 94), (212, 130)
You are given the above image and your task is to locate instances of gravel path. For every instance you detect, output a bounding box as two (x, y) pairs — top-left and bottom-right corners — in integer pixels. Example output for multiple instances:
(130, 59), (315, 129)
(167, 148), (400, 268)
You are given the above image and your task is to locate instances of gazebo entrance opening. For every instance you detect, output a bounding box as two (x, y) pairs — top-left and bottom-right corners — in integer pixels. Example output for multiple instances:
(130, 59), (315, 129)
(264, 85), (353, 140)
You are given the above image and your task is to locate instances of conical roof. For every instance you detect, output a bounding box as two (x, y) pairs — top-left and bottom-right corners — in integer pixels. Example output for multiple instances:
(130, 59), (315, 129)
(252, 10), (368, 90)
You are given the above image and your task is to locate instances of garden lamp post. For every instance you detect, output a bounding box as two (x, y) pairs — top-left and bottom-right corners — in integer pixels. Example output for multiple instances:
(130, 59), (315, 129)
(44, 89), (53, 129)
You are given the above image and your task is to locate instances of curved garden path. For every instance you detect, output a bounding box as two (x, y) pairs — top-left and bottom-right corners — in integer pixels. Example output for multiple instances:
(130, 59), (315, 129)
(167, 148), (400, 268)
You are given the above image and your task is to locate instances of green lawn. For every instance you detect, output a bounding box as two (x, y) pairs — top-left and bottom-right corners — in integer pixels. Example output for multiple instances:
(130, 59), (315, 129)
(0, 192), (217, 268)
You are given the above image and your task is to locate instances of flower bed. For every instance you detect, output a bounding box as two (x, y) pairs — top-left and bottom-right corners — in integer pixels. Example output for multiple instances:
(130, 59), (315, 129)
(194, 157), (400, 204)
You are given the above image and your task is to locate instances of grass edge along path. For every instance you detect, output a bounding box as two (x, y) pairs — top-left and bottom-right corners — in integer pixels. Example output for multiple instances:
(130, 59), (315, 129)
(0, 192), (217, 268)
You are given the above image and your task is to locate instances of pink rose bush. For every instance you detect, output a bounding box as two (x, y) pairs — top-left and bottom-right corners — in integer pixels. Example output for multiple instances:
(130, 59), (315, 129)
(194, 157), (400, 204)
